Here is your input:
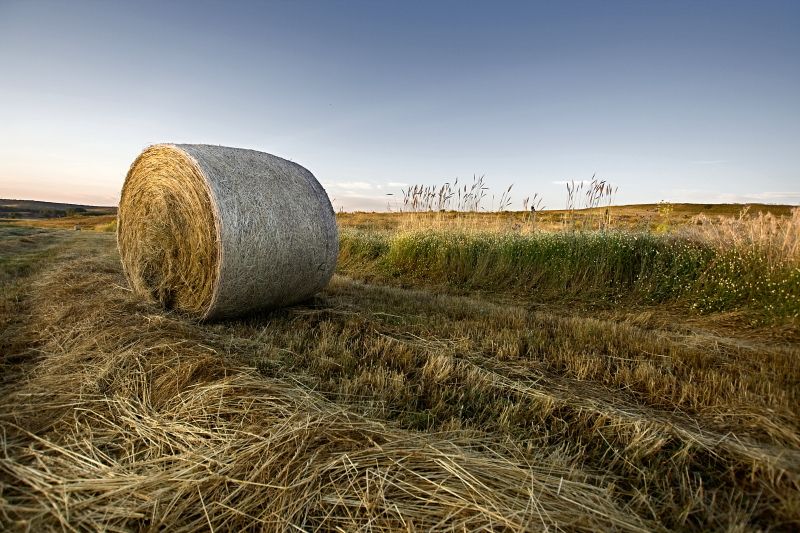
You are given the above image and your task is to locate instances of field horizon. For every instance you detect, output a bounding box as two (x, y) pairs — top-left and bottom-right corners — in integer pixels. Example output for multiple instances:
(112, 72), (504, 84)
(3, 196), (795, 215)
(2, 197), (796, 230)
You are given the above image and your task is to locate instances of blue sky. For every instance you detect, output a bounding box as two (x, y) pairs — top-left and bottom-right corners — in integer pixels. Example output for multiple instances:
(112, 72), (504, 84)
(1, 0), (798, 210)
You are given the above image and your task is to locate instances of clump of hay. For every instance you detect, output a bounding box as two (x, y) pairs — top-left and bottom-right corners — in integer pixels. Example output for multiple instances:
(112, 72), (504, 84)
(117, 144), (338, 319)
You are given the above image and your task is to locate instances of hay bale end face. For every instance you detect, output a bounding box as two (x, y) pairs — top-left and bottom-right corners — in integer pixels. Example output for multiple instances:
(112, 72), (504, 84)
(117, 144), (338, 319)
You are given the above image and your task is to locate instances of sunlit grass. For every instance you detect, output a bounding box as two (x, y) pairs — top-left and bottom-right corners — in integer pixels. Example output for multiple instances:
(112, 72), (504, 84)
(339, 214), (800, 318)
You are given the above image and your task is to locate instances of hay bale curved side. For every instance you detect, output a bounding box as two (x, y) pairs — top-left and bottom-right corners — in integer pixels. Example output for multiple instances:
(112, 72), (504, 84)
(117, 144), (338, 319)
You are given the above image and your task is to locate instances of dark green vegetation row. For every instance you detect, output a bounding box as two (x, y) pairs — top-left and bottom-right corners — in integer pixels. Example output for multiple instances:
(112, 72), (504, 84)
(339, 229), (800, 318)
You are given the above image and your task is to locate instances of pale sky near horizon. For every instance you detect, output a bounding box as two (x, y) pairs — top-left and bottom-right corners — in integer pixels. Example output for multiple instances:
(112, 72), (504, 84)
(1, 0), (798, 211)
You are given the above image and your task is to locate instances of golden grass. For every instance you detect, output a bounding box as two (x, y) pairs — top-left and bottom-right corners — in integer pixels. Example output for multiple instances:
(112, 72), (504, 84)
(0, 214), (117, 231)
(685, 206), (800, 266)
(337, 203), (796, 234)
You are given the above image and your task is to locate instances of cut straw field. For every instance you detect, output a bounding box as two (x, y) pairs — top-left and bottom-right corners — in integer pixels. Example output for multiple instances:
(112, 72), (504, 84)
(1, 205), (799, 530)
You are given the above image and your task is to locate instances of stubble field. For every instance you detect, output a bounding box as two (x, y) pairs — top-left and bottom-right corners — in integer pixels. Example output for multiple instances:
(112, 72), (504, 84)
(1, 205), (798, 531)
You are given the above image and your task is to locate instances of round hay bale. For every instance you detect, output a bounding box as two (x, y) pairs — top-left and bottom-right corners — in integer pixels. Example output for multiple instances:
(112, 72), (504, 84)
(117, 144), (338, 319)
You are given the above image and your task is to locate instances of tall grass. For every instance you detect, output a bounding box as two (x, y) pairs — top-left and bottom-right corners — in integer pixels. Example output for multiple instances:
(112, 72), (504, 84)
(339, 209), (800, 318)
(686, 207), (800, 266)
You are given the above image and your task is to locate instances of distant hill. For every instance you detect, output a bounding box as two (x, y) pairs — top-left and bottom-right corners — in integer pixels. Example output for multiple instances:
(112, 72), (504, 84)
(0, 199), (117, 219)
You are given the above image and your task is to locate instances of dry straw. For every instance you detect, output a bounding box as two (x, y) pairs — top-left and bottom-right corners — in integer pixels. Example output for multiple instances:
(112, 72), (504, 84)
(117, 144), (338, 319)
(0, 261), (652, 531)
